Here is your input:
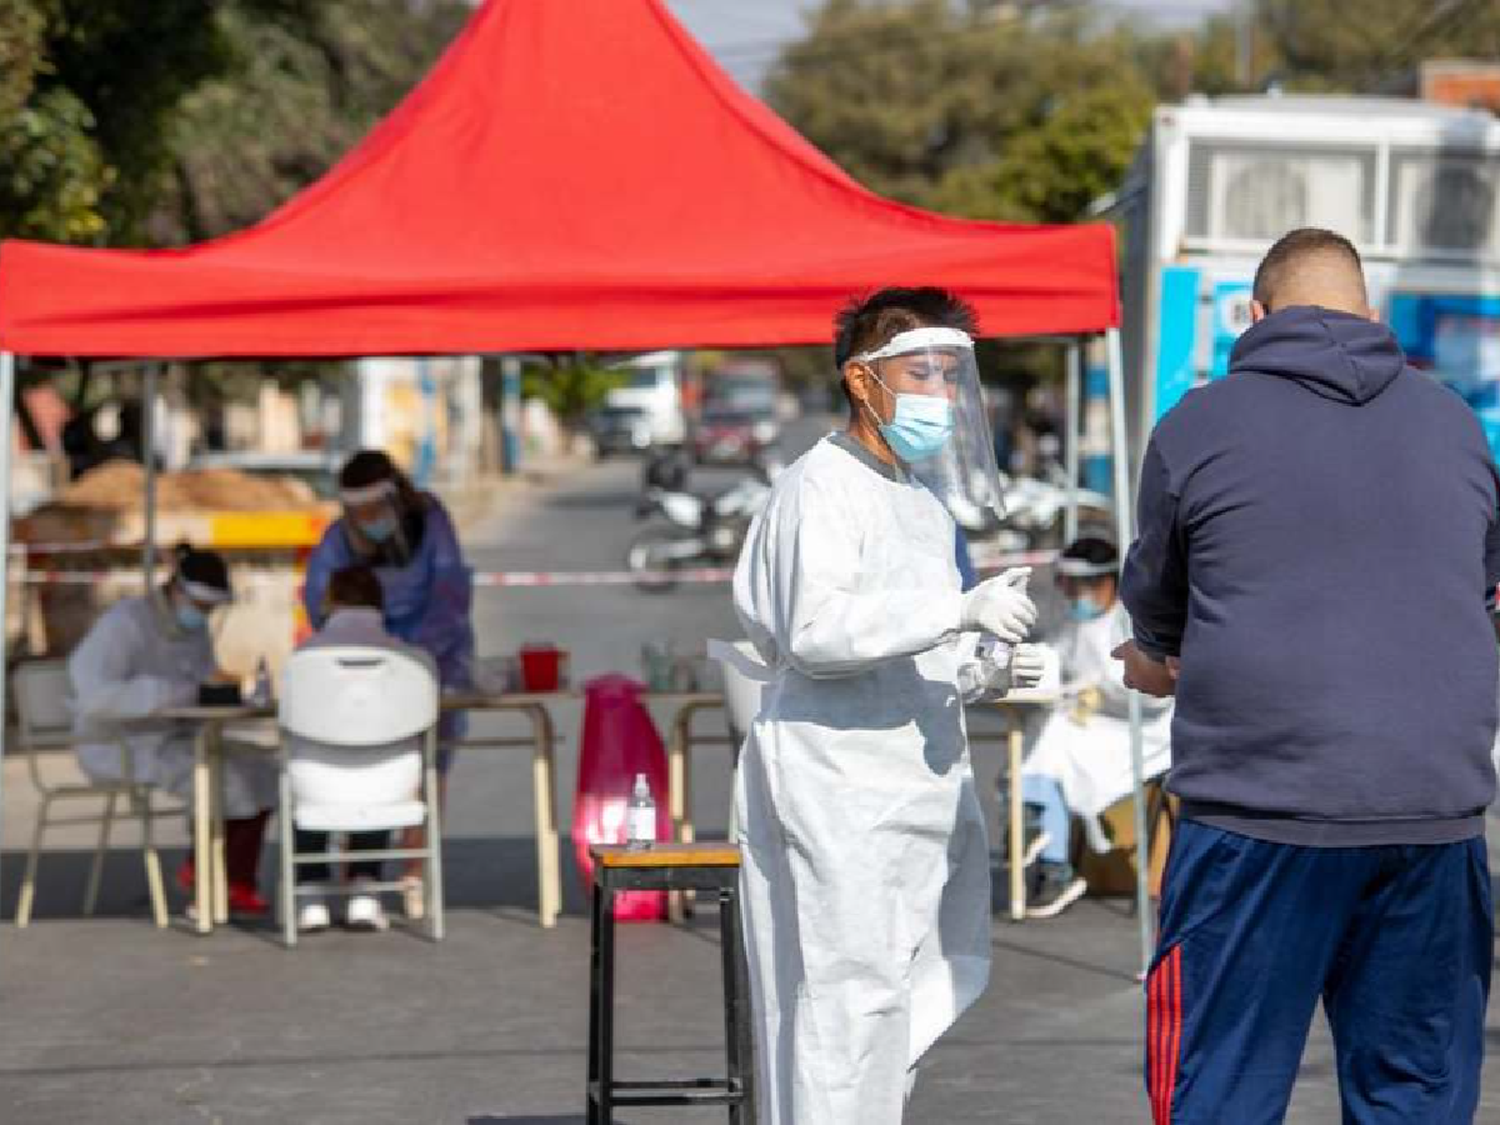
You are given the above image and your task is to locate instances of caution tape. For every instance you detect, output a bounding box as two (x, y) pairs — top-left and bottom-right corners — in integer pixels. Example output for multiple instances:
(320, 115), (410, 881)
(472, 567), (736, 588)
(12, 547), (1060, 589)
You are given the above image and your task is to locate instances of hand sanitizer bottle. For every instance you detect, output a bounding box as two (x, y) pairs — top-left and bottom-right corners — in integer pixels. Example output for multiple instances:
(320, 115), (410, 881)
(626, 773), (656, 850)
(250, 657), (272, 708)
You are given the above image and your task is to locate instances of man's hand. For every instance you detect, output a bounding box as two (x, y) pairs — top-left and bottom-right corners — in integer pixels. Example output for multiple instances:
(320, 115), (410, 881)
(1111, 640), (1178, 698)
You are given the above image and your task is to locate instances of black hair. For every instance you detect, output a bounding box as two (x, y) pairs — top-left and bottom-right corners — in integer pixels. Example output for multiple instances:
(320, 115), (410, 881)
(833, 287), (979, 407)
(326, 565), (384, 612)
(1059, 535), (1119, 578)
(340, 449), (398, 491)
(1252, 227), (1364, 311)
(339, 448), (423, 513)
(173, 543), (231, 596)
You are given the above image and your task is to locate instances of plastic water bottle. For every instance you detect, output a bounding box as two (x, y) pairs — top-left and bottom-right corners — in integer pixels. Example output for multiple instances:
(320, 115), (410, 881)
(626, 773), (656, 850)
(249, 657), (272, 708)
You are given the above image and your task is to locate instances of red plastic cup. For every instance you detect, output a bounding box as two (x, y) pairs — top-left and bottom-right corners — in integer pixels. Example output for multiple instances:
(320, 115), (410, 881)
(519, 645), (563, 692)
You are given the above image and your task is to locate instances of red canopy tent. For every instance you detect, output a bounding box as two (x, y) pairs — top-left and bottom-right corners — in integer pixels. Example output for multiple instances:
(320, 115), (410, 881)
(0, 0), (1149, 964)
(0, 0), (1116, 356)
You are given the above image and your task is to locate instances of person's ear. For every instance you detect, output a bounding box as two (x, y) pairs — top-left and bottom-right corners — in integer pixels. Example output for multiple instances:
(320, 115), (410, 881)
(1250, 299), (1269, 324)
(844, 360), (876, 414)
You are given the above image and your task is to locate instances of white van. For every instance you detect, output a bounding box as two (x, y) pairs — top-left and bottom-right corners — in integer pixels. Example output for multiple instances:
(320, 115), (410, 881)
(603, 350), (687, 449)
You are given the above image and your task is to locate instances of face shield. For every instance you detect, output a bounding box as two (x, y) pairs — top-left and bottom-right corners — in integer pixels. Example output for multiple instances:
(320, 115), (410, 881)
(854, 327), (1006, 521)
(340, 479), (403, 546)
(169, 573), (233, 636)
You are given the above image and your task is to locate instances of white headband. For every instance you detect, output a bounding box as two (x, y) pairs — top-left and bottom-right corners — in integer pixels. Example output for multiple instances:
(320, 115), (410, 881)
(179, 577), (232, 604)
(855, 327), (974, 363)
(1056, 557), (1117, 579)
(339, 480), (396, 506)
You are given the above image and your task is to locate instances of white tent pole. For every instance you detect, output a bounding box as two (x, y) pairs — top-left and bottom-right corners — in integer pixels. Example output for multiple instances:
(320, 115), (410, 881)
(0, 351), (15, 922)
(142, 363), (157, 585)
(1106, 327), (1152, 979)
(1063, 339), (1082, 544)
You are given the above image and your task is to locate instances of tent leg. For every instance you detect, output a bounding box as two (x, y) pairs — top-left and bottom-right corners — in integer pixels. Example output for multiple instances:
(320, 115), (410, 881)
(143, 363), (158, 583)
(1105, 328), (1153, 979)
(1063, 339), (1082, 544)
(0, 351), (16, 947)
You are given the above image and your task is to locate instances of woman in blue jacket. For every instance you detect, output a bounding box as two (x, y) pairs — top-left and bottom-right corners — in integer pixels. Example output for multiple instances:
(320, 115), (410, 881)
(302, 450), (475, 915)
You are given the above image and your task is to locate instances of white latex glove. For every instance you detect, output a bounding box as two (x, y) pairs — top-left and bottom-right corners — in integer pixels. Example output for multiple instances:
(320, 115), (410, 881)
(959, 567), (1037, 644)
(1008, 643), (1046, 690)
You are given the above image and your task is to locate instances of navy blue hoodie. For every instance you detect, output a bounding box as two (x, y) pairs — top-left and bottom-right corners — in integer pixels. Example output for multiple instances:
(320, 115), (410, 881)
(1122, 305), (1500, 845)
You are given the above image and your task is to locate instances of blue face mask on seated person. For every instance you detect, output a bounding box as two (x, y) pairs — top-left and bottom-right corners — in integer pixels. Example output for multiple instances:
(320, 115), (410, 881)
(1067, 595), (1104, 623)
(877, 392), (955, 463)
(359, 514), (398, 543)
(175, 598), (208, 633)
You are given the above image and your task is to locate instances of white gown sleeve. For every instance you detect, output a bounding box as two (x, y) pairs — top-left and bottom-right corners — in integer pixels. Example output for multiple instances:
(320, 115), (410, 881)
(68, 608), (198, 724)
(734, 471), (965, 680)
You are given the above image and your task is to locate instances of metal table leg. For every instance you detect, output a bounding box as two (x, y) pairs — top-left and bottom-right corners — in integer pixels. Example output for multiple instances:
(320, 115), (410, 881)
(210, 724), (229, 925)
(1008, 715), (1026, 922)
(192, 726), (214, 935)
(529, 705), (562, 929)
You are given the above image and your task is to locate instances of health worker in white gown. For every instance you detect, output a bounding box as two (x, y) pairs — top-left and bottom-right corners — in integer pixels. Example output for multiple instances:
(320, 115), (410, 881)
(1019, 537), (1173, 919)
(731, 288), (1043, 1125)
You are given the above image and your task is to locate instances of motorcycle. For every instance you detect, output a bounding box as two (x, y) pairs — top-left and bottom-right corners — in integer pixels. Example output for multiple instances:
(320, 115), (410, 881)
(628, 472), (771, 592)
(948, 464), (1113, 553)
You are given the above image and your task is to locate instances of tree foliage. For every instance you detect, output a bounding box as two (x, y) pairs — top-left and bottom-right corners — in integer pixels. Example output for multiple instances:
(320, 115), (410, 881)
(0, 0), (466, 247)
(521, 359), (627, 432)
(765, 2), (1157, 224)
(1257, 0), (1500, 92)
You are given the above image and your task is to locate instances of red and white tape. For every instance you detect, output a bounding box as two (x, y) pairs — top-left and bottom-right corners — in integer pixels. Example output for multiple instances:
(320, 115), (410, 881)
(11, 548), (1058, 589)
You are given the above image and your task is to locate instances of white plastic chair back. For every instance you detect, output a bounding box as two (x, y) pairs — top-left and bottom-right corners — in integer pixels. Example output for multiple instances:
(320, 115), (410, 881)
(14, 661), (75, 751)
(281, 646), (438, 745)
(279, 646), (437, 831)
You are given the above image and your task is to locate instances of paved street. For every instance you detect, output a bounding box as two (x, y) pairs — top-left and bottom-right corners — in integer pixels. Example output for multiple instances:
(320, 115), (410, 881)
(0, 424), (1497, 1122)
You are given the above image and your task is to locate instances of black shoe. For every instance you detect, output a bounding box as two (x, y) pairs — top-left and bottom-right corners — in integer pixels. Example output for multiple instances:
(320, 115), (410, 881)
(1027, 863), (1087, 919)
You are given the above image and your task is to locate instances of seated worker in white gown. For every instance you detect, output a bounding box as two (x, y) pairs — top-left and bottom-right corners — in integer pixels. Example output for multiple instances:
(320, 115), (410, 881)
(1019, 536), (1173, 918)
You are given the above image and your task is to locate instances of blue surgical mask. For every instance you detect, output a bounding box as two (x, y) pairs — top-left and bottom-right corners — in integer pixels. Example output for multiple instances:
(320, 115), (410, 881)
(174, 598), (208, 633)
(359, 515), (398, 543)
(878, 393), (954, 462)
(1068, 595), (1104, 622)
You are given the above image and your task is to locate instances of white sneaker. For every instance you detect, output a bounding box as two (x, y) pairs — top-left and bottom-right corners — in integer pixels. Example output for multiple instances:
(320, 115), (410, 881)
(1021, 830), (1052, 870)
(297, 898), (332, 933)
(346, 891), (389, 932)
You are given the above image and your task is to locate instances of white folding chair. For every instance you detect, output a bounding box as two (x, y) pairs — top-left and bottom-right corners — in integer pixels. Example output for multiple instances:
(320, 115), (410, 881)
(13, 660), (178, 928)
(277, 645), (443, 947)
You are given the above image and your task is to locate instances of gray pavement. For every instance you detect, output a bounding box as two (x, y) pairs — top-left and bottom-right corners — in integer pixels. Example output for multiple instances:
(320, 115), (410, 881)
(1, 425), (1498, 1122)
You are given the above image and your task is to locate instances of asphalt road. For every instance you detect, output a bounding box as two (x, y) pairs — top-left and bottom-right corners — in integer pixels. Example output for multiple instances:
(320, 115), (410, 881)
(2, 420), (1497, 1122)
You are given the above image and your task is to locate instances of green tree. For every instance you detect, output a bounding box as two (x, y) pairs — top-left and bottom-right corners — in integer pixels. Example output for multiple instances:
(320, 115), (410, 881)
(1256, 0), (1500, 92)
(765, 1), (1157, 223)
(159, 0), (468, 243)
(0, 1), (467, 247)
(0, 0), (110, 241)
(521, 359), (627, 437)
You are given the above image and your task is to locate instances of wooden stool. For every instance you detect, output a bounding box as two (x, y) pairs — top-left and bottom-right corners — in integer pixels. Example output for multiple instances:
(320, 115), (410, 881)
(587, 844), (755, 1124)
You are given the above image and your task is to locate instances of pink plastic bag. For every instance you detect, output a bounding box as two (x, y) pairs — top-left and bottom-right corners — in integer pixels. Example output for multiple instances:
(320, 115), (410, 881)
(572, 674), (670, 922)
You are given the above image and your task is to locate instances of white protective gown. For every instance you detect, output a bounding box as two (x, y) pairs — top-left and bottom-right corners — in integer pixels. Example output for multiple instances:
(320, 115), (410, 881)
(68, 596), (277, 818)
(1022, 603), (1172, 851)
(732, 434), (994, 1125)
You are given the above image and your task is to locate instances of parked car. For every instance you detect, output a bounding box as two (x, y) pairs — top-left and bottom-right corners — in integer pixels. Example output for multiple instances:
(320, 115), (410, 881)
(587, 404), (654, 458)
(692, 405), (780, 466)
(601, 351), (688, 449)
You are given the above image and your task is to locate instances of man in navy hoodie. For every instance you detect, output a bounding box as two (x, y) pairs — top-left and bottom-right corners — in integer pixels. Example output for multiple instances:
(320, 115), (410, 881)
(1116, 227), (1499, 1123)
